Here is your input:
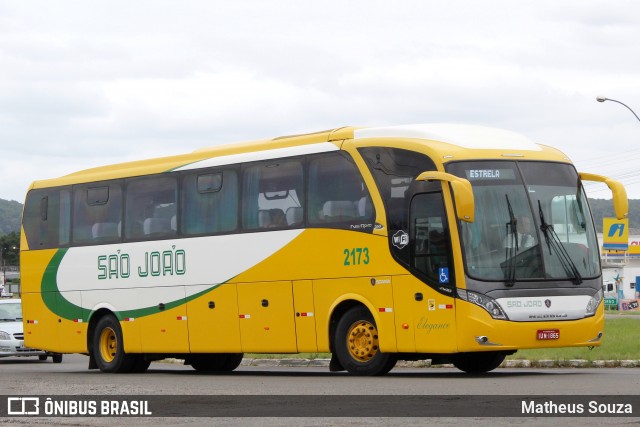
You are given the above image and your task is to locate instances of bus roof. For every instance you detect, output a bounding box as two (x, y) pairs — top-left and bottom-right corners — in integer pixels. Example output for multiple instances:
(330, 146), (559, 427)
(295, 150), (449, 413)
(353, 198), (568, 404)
(353, 123), (543, 151)
(28, 123), (571, 191)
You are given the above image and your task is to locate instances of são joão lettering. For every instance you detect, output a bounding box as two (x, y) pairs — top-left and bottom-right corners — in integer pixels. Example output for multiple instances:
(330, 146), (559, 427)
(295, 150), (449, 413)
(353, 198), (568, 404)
(98, 249), (186, 280)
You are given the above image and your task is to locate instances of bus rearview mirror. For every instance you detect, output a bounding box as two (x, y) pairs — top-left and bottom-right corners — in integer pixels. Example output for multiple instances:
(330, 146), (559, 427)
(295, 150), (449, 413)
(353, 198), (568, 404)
(416, 171), (475, 223)
(578, 172), (628, 220)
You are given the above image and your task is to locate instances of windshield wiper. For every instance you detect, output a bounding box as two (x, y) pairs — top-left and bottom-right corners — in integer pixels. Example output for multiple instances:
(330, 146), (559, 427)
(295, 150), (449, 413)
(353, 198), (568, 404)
(504, 194), (518, 287)
(538, 200), (583, 285)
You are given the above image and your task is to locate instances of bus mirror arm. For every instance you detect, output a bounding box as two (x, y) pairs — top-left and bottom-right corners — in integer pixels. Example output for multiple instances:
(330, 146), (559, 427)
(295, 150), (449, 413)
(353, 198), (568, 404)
(416, 171), (475, 223)
(578, 172), (628, 220)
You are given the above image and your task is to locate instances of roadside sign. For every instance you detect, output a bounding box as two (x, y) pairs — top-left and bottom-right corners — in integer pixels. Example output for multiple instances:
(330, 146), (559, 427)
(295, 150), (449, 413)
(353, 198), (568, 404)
(603, 218), (629, 250)
(604, 297), (617, 308)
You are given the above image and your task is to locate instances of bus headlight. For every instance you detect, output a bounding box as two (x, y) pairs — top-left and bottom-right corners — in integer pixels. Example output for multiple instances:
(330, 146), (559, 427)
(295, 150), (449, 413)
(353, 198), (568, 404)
(585, 288), (603, 317)
(458, 289), (508, 320)
(0, 331), (10, 340)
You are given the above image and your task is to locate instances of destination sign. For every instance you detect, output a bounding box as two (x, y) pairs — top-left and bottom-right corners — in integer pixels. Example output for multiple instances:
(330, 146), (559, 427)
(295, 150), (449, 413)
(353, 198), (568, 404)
(465, 169), (516, 181)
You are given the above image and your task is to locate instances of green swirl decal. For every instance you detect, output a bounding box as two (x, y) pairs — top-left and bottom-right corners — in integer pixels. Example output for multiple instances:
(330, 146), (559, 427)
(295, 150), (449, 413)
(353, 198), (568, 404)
(116, 284), (223, 320)
(41, 248), (227, 322)
(41, 248), (91, 320)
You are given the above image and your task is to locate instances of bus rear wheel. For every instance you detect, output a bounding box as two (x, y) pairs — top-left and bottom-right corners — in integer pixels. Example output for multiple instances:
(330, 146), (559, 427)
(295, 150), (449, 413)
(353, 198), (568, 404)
(92, 314), (136, 373)
(130, 355), (151, 373)
(334, 306), (396, 376)
(452, 351), (506, 373)
(188, 353), (244, 372)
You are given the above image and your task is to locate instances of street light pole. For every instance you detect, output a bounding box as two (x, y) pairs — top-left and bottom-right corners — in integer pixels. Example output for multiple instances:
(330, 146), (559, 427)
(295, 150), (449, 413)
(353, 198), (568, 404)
(0, 247), (4, 288)
(596, 96), (640, 124)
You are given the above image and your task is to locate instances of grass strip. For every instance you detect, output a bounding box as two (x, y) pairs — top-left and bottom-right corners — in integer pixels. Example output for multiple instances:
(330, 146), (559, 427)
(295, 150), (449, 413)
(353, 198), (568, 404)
(510, 318), (640, 362)
(247, 319), (640, 362)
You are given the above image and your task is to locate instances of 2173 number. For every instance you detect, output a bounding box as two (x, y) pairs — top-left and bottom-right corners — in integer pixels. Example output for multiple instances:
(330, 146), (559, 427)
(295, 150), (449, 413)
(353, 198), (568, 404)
(343, 247), (370, 266)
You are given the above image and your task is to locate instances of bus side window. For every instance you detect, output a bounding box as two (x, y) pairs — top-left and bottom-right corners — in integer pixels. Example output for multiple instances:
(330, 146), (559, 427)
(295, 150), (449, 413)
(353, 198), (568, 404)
(410, 192), (451, 285)
(23, 188), (71, 249)
(125, 176), (177, 240)
(308, 152), (374, 226)
(182, 169), (238, 235)
(72, 182), (122, 245)
(242, 160), (303, 230)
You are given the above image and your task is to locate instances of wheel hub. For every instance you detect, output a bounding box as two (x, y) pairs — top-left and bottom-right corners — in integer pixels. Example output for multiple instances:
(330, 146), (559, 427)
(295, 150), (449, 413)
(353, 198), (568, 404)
(99, 327), (117, 363)
(346, 320), (379, 362)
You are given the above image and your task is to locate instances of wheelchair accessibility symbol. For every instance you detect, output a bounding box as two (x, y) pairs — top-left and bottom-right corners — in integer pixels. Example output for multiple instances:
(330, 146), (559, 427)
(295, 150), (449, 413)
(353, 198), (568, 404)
(438, 267), (449, 284)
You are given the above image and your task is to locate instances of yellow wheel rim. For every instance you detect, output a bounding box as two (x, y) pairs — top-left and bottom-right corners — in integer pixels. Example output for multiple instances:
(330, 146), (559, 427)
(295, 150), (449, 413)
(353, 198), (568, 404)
(99, 327), (117, 363)
(346, 320), (379, 362)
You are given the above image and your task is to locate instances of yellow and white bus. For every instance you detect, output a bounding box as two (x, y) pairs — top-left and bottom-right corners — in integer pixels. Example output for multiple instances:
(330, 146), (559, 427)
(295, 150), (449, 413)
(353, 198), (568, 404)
(20, 124), (627, 375)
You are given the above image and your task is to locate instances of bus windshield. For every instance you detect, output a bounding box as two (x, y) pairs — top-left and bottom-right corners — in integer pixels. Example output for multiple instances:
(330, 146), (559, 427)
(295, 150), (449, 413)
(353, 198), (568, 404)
(447, 161), (600, 283)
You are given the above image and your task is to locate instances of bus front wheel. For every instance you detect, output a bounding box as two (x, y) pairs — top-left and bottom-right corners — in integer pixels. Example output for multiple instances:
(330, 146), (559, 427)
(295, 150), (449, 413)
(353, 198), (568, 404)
(92, 315), (136, 373)
(452, 351), (506, 373)
(334, 306), (396, 376)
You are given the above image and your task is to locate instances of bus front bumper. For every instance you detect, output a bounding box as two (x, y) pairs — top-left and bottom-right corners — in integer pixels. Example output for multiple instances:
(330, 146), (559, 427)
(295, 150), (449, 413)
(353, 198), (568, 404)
(456, 300), (605, 352)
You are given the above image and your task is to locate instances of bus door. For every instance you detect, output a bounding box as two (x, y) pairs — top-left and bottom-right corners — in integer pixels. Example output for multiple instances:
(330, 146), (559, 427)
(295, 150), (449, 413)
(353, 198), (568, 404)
(186, 283), (242, 353)
(394, 191), (458, 353)
(137, 285), (189, 353)
(237, 281), (297, 352)
(56, 291), (86, 353)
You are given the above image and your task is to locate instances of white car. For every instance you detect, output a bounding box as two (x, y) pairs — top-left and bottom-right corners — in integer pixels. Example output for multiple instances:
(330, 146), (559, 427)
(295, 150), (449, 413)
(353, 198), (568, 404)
(0, 299), (62, 363)
(0, 277), (12, 297)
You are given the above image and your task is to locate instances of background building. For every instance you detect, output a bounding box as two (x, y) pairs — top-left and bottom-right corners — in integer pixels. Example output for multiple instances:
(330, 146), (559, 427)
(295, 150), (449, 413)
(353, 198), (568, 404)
(600, 229), (640, 310)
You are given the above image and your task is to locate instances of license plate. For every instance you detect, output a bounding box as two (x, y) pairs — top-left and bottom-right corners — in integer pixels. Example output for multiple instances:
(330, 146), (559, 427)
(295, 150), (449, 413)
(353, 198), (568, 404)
(537, 329), (560, 340)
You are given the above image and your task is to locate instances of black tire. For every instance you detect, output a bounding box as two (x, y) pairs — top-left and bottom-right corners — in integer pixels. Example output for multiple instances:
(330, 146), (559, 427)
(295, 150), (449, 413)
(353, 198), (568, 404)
(452, 352), (506, 373)
(38, 355), (47, 361)
(334, 306), (396, 376)
(92, 314), (136, 373)
(221, 353), (243, 371)
(51, 354), (63, 364)
(189, 354), (223, 372)
(130, 355), (151, 373)
(189, 353), (244, 372)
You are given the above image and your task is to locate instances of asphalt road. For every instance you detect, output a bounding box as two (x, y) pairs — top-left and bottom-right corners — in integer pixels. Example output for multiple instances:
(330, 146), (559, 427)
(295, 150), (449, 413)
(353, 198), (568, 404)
(0, 354), (638, 426)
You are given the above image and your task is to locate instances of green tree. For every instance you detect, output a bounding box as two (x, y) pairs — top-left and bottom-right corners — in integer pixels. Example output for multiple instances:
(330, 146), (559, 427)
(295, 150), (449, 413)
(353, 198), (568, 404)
(0, 198), (23, 234)
(0, 231), (20, 266)
(588, 199), (640, 233)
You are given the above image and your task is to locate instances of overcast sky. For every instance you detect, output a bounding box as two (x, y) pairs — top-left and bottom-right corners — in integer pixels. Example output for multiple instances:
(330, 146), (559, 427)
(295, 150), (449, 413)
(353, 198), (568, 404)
(2, 0), (640, 203)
